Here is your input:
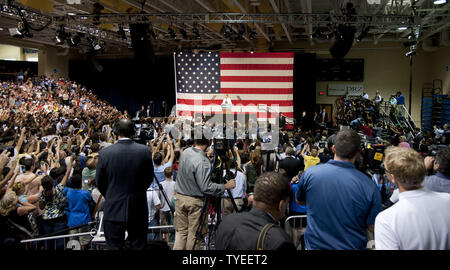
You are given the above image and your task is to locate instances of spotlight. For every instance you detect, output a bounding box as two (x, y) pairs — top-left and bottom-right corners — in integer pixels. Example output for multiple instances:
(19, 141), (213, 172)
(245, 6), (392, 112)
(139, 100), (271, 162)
(68, 33), (81, 47)
(87, 36), (105, 51)
(250, 48), (254, 54)
(192, 24), (200, 39)
(237, 25), (245, 40)
(117, 25), (127, 40)
(405, 50), (416, 57)
(397, 26), (408, 31)
(17, 20), (32, 37)
(434, 0), (447, 4)
(356, 26), (370, 42)
(249, 28), (256, 40)
(224, 24), (232, 38)
(168, 27), (176, 39)
(180, 28), (188, 39)
(93, 2), (104, 25)
(55, 25), (68, 45)
(148, 28), (157, 39)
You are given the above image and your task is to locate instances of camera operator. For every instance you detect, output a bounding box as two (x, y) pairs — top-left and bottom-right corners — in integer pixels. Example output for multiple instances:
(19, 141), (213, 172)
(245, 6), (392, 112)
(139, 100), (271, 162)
(173, 135), (235, 250)
(423, 148), (450, 194)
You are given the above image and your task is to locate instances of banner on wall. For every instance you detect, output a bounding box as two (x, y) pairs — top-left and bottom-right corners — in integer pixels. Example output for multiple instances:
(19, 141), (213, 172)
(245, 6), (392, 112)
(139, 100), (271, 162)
(327, 84), (364, 96)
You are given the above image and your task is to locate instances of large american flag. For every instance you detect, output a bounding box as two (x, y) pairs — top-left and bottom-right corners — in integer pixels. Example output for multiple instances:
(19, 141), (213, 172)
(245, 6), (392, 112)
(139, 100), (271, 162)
(174, 52), (294, 120)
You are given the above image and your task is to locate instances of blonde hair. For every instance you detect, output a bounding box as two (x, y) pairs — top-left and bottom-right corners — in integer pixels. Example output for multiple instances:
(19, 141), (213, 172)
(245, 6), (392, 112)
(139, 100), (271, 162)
(0, 191), (18, 216)
(310, 149), (319, 157)
(384, 146), (425, 190)
(12, 182), (25, 195)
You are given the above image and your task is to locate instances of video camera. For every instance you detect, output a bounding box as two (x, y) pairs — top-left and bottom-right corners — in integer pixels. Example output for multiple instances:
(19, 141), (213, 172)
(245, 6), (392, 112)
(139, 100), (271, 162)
(362, 143), (386, 174)
(132, 120), (154, 144)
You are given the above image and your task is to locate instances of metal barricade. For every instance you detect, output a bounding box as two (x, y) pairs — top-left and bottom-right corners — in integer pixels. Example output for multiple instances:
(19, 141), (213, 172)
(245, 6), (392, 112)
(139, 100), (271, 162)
(284, 215), (307, 250)
(20, 222), (98, 250)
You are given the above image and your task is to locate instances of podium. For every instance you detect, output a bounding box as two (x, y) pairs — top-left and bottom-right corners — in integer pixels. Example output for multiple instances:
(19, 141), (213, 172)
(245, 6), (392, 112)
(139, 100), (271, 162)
(221, 103), (232, 115)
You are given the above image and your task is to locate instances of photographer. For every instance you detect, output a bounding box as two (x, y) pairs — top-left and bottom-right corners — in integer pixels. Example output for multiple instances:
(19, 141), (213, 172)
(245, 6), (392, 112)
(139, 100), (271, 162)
(173, 136), (235, 250)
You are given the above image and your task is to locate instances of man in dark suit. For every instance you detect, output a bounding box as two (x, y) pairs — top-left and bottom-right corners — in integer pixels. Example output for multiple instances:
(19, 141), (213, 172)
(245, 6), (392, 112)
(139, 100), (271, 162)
(136, 105), (144, 119)
(144, 105), (152, 118)
(96, 118), (154, 250)
(321, 108), (328, 124)
(279, 147), (304, 180)
(216, 172), (295, 250)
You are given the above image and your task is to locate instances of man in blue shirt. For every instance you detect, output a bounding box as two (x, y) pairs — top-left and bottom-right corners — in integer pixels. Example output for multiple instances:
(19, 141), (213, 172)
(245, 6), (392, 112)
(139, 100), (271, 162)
(296, 129), (382, 250)
(396, 91), (405, 105)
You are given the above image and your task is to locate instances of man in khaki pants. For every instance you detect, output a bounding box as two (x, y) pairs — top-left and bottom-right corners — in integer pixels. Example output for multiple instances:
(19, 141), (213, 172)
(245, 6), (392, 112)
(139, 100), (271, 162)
(173, 136), (235, 250)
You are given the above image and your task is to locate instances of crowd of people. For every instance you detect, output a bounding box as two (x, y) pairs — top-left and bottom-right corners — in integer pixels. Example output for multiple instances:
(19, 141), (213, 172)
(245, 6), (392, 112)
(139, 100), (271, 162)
(0, 75), (449, 251)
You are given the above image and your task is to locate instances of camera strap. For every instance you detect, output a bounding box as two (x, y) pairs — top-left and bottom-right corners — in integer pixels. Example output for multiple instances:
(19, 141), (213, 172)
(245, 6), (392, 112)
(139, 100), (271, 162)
(256, 223), (276, 250)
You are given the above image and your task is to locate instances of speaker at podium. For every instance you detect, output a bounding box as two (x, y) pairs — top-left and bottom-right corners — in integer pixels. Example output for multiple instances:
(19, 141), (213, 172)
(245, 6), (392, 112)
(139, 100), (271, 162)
(221, 94), (233, 115)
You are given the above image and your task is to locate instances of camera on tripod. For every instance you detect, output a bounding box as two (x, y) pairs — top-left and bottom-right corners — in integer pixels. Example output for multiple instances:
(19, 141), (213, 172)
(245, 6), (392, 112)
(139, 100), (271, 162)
(132, 120), (154, 144)
(210, 138), (236, 184)
(362, 142), (386, 174)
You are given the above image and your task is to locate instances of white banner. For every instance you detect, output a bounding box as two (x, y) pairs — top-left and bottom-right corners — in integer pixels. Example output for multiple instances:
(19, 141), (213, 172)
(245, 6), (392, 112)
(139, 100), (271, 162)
(327, 84), (364, 96)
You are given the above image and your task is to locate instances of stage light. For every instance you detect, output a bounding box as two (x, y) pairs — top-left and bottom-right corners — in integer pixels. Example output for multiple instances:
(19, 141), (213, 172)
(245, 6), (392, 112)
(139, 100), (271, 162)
(192, 24), (200, 39)
(17, 21), (31, 37)
(405, 51), (416, 57)
(55, 25), (68, 45)
(224, 24), (232, 38)
(68, 33), (81, 47)
(397, 26), (408, 31)
(180, 28), (188, 39)
(434, 0), (447, 4)
(249, 28), (256, 40)
(237, 25), (245, 39)
(168, 27), (176, 39)
(148, 28), (157, 39)
(250, 48), (254, 54)
(87, 36), (105, 51)
(356, 26), (370, 42)
(93, 2), (104, 25)
(117, 25), (127, 40)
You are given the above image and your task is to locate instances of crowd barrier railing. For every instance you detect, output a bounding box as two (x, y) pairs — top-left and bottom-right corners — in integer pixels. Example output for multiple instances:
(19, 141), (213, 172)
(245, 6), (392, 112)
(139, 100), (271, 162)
(284, 215), (307, 250)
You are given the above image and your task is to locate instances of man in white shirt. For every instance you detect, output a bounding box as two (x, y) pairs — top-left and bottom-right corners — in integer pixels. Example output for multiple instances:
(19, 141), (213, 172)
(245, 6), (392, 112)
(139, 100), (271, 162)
(222, 159), (246, 217)
(375, 146), (450, 250)
(221, 94), (233, 114)
(374, 91), (383, 103)
(160, 167), (176, 242)
(147, 187), (161, 241)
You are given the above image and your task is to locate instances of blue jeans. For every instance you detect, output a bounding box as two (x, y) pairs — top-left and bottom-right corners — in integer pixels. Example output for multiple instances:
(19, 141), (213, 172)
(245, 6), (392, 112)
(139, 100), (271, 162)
(147, 219), (159, 241)
(41, 216), (67, 250)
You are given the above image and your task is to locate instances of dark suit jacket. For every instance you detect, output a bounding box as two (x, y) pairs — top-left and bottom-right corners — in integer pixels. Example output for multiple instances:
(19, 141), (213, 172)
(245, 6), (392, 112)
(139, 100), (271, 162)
(96, 139), (154, 223)
(321, 112), (328, 123)
(279, 156), (304, 179)
(216, 207), (295, 250)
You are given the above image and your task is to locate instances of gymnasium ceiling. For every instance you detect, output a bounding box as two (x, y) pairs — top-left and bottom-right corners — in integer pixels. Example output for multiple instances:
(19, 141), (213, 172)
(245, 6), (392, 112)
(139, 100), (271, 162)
(0, 0), (449, 54)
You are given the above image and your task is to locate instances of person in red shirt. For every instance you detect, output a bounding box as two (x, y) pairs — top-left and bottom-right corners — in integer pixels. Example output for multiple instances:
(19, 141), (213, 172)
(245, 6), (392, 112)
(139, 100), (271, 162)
(362, 122), (373, 137)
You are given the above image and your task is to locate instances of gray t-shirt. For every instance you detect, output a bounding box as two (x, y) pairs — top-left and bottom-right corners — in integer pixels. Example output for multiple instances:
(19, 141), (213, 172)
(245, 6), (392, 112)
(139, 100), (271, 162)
(175, 147), (225, 197)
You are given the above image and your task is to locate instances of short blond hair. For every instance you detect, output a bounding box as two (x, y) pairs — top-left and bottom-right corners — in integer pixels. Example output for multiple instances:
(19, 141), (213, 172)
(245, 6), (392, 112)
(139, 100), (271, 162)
(384, 146), (425, 190)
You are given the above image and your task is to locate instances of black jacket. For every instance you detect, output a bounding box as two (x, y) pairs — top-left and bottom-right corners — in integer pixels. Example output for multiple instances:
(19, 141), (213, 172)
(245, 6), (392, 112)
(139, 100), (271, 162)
(279, 156), (304, 179)
(215, 207), (296, 250)
(96, 139), (154, 223)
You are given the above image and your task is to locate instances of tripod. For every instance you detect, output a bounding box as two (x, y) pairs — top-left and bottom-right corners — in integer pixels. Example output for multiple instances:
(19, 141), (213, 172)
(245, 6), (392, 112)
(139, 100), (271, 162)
(192, 151), (239, 250)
